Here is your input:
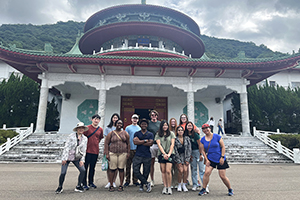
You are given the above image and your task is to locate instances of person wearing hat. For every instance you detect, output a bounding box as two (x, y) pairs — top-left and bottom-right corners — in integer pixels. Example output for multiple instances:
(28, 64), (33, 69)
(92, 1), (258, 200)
(133, 118), (154, 192)
(55, 122), (88, 194)
(198, 123), (233, 196)
(82, 114), (103, 190)
(124, 114), (141, 187)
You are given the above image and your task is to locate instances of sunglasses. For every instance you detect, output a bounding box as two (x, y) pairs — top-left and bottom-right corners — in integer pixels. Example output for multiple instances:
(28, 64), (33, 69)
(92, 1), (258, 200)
(202, 127), (209, 130)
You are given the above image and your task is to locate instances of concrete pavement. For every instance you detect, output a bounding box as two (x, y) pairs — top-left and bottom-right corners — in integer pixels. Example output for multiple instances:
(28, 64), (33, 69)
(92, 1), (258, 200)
(0, 163), (299, 200)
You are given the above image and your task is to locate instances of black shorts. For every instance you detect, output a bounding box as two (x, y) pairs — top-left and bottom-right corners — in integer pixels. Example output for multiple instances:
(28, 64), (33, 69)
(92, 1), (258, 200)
(209, 159), (229, 170)
(158, 154), (174, 164)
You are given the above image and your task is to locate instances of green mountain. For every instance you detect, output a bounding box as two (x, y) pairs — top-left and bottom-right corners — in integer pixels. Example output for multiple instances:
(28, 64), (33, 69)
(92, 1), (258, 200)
(0, 21), (286, 58)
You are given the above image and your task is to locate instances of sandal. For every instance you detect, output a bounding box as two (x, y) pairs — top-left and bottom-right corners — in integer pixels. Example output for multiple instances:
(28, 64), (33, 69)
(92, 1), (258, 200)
(109, 185), (114, 192)
(118, 185), (124, 192)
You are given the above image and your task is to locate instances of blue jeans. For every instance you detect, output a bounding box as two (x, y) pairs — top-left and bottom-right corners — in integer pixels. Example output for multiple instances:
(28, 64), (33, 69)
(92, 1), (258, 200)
(59, 160), (85, 187)
(190, 150), (205, 186)
(218, 125), (224, 135)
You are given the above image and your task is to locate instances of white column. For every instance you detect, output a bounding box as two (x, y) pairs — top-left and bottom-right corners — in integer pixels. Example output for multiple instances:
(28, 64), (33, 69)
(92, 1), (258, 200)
(187, 77), (195, 123)
(35, 74), (49, 134)
(98, 75), (106, 129)
(240, 84), (251, 136)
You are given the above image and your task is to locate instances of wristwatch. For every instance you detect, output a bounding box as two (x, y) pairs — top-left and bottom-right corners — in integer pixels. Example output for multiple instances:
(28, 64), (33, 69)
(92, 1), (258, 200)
(144, 139), (147, 143)
(221, 156), (225, 158)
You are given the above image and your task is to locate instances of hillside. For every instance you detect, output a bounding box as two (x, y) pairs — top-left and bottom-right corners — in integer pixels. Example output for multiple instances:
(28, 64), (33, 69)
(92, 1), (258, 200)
(0, 21), (286, 58)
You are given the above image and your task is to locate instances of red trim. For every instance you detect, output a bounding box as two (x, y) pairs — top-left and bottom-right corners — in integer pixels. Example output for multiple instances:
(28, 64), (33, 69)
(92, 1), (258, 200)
(189, 68), (197, 76)
(160, 66), (166, 76)
(68, 64), (77, 73)
(99, 65), (105, 74)
(215, 69), (225, 78)
(131, 65), (135, 75)
(36, 63), (48, 71)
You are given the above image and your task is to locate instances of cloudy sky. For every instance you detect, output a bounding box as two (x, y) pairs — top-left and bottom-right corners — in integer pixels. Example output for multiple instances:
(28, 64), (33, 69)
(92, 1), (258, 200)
(1, 0), (299, 53)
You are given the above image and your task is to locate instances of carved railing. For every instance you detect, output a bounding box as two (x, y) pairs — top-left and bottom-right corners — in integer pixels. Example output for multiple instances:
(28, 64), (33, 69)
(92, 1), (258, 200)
(0, 123), (34, 156)
(253, 127), (300, 164)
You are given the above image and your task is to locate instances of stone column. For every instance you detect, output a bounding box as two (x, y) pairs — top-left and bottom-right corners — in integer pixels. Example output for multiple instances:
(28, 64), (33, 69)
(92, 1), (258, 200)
(98, 75), (106, 129)
(35, 73), (49, 134)
(240, 84), (251, 136)
(187, 77), (195, 123)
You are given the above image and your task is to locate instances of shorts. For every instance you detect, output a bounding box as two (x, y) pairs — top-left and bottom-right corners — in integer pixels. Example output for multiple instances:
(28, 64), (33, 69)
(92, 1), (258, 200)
(150, 144), (158, 158)
(158, 154), (174, 164)
(209, 159), (229, 170)
(109, 152), (127, 170)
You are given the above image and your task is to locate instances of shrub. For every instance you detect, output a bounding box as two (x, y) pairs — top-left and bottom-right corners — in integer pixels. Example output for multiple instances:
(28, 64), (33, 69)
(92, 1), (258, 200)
(0, 130), (18, 145)
(268, 134), (300, 150)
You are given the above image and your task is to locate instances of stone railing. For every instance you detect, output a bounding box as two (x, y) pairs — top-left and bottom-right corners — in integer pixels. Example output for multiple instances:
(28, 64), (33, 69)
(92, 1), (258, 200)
(253, 127), (300, 164)
(0, 123), (34, 156)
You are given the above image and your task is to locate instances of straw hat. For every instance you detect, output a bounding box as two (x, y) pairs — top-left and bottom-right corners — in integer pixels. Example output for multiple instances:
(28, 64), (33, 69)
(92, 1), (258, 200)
(73, 122), (89, 132)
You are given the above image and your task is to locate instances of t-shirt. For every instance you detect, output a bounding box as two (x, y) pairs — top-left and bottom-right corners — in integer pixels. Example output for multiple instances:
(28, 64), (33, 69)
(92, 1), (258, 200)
(125, 124), (141, 150)
(200, 133), (226, 163)
(84, 125), (103, 155)
(147, 120), (161, 144)
(134, 130), (154, 158)
(188, 132), (201, 150)
(155, 131), (176, 156)
(104, 126), (116, 136)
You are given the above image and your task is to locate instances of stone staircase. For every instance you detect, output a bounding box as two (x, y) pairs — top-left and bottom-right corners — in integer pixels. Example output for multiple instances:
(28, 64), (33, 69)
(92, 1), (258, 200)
(0, 133), (293, 163)
(223, 135), (293, 164)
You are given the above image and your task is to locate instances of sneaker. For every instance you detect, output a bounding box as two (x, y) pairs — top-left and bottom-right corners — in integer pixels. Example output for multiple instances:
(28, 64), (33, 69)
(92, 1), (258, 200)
(105, 182), (110, 188)
(162, 187), (167, 194)
(228, 188), (234, 196)
(186, 180), (190, 185)
(83, 185), (89, 190)
(113, 182), (117, 188)
(124, 182), (130, 187)
(167, 187), (172, 195)
(139, 184), (144, 192)
(177, 183), (182, 192)
(55, 186), (63, 194)
(134, 182), (140, 186)
(192, 186), (197, 191)
(198, 188), (207, 196)
(146, 182), (152, 193)
(75, 185), (84, 193)
(206, 187), (209, 194)
(182, 183), (188, 192)
(150, 180), (154, 187)
(88, 183), (97, 189)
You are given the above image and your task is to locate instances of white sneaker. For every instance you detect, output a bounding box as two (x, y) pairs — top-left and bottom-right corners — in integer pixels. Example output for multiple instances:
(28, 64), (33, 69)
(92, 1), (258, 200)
(182, 183), (188, 192)
(168, 187), (172, 195)
(150, 180), (154, 187)
(113, 182), (116, 188)
(104, 182), (110, 188)
(162, 187), (167, 194)
(177, 183), (182, 192)
(192, 186), (197, 191)
(206, 187), (209, 194)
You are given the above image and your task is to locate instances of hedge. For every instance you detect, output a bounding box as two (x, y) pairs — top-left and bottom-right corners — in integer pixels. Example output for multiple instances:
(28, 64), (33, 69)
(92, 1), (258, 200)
(0, 130), (18, 145)
(268, 134), (300, 150)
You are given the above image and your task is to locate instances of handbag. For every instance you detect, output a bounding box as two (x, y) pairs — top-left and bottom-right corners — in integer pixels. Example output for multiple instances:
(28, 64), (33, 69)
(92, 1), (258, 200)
(101, 155), (108, 171)
(74, 133), (84, 160)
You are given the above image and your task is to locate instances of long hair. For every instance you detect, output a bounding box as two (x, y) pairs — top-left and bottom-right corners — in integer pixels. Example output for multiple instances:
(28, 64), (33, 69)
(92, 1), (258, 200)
(169, 118), (178, 133)
(176, 126), (184, 137)
(179, 114), (189, 125)
(107, 113), (120, 128)
(158, 120), (171, 138)
(184, 121), (195, 137)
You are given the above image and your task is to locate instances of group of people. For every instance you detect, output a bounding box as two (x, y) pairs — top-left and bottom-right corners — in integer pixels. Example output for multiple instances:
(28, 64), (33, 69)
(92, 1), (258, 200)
(55, 110), (233, 196)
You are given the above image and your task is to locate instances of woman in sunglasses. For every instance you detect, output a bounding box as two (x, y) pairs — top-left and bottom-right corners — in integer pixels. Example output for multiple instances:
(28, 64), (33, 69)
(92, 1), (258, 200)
(198, 124), (233, 196)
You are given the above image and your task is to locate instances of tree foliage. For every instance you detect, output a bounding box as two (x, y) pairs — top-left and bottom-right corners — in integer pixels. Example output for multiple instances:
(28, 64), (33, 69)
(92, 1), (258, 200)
(0, 73), (59, 131)
(232, 83), (300, 133)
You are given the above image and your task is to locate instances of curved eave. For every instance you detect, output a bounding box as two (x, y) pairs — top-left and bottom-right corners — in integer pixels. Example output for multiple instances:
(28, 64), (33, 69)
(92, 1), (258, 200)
(79, 22), (205, 58)
(97, 50), (188, 58)
(84, 4), (200, 36)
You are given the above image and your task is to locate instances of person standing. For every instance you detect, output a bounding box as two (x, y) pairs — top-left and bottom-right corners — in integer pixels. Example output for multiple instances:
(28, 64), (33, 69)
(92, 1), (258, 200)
(124, 114), (141, 187)
(199, 124), (233, 196)
(155, 120), (176, 195)
(208, 117), (215, 133)
(55, 122), (88, 194)
(147, 110), (161, 187)
(82, 114), (103, 190)
(217, 118), (224, 136)
(104, 113), (120, 189)
(104, 119), (130, 192)
(133, 118), (154, 193)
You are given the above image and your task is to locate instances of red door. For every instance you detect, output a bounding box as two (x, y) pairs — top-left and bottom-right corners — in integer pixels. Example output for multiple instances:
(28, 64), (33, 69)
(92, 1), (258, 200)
(121, 96), (168, 128)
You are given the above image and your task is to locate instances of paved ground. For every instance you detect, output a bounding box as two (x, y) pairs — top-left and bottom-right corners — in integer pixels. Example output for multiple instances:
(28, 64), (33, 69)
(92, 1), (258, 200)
(0, 163), (299, 200)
